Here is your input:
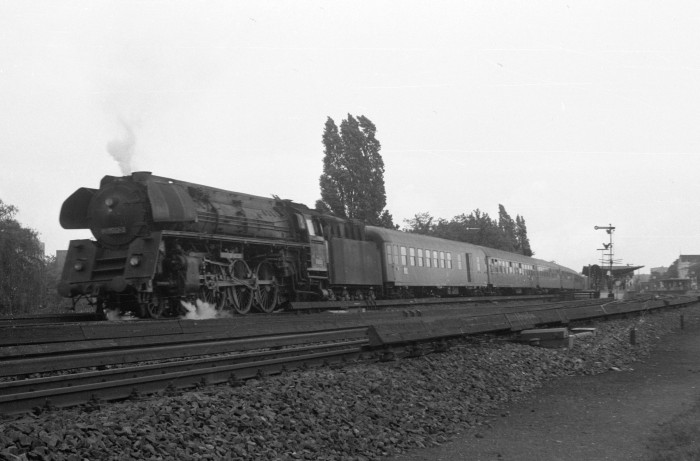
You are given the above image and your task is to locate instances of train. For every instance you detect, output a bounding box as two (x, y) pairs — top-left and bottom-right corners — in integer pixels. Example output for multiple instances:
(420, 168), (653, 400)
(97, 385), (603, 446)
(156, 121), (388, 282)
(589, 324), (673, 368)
(57, 172), (586, 318)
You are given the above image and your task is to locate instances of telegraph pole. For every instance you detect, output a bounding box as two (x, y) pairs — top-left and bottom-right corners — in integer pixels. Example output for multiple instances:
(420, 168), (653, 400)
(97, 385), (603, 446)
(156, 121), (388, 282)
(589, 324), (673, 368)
(594, 224), (616, 298)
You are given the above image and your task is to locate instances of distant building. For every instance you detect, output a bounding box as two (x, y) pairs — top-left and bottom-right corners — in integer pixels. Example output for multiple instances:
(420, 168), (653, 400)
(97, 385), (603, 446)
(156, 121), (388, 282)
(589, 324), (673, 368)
(650, 266), (667, 275)
(632, 273), (651, 291)
(678, 255), (700, 279)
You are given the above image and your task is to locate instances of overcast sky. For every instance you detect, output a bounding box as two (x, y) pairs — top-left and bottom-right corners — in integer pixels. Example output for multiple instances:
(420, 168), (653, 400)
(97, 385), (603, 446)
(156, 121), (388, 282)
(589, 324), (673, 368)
(1, 1), (699, 274)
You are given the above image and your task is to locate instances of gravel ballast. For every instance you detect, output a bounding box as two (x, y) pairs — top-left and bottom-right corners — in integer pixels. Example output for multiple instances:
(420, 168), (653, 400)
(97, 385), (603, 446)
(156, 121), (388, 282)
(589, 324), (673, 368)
(1, 305), (697, 461)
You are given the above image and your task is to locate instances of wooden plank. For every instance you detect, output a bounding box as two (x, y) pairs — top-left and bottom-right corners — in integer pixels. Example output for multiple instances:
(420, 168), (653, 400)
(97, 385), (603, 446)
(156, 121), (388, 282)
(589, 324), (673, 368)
(519, 328), (568, 340)
(570, 327), (596, 337)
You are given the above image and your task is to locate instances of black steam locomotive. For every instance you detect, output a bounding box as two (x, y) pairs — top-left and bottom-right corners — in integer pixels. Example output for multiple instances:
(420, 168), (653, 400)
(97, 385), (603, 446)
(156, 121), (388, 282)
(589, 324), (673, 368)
(58, 172), (585, 318)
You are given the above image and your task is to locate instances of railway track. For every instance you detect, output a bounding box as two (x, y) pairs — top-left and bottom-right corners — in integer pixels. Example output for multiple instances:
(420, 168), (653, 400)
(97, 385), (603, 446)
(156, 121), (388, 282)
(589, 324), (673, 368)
(0, 312), (103, 326)
(0, 328), (368, 415)
(0, 294), (571, 327)
(1, 294), (696, 416)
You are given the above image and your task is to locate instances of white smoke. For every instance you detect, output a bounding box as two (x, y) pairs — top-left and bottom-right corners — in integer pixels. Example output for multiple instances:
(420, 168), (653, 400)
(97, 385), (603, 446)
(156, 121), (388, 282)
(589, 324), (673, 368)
(106, 117), (136, 175)
(180, 299), (232, 320)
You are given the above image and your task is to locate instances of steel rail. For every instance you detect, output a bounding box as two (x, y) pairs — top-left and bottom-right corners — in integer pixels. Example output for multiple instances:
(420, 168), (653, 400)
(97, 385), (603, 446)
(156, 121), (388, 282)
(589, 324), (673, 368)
(0, 327), (369, 377)
(0, 294), (587, 328)
(0, 312), (103, 326)
(0, 338), (368, 415)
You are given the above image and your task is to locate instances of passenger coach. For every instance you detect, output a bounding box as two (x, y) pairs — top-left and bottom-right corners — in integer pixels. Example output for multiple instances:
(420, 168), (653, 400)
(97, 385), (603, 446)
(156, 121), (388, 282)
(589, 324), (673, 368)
(365, 226), (586, 297)
(365, 226), (488, 297)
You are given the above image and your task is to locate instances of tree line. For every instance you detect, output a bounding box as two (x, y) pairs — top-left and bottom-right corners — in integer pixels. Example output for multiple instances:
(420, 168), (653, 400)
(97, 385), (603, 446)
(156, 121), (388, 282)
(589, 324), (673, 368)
(0, 200), (63, 315)
(317, 113), (534, 256)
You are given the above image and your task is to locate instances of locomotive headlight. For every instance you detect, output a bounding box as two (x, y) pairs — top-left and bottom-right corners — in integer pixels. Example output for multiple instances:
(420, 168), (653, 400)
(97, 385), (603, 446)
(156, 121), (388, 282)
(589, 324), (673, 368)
(73, 262), (84, 272)
(129, 256), (141, 267)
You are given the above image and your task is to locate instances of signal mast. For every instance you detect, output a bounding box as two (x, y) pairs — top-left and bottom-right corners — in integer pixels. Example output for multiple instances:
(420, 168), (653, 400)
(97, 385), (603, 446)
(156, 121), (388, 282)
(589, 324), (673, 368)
(594, 224), (616, 298)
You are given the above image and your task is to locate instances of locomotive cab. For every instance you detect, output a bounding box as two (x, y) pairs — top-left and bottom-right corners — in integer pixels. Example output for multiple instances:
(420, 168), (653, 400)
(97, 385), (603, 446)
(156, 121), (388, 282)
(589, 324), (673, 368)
(307, 220), (329, 275)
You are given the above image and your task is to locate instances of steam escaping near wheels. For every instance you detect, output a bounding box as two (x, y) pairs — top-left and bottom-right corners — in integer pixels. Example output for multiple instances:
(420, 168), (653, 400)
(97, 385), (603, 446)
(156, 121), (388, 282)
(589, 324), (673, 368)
(180, 299), (233, 320)
(104, 299), (236, 320)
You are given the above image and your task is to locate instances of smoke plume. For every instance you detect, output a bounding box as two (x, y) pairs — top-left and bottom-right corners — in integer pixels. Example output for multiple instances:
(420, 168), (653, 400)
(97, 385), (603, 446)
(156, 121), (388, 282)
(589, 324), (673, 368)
(106, 117), (136, 175)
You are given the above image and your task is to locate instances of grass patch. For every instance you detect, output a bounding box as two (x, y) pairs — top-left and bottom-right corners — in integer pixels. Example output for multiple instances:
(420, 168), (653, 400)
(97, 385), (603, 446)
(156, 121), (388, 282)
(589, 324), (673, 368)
(647, 398), (700, 461)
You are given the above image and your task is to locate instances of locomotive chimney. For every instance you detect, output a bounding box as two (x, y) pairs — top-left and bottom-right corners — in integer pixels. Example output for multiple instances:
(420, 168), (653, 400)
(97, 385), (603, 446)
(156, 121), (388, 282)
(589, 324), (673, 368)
(132, 171), (153, 181)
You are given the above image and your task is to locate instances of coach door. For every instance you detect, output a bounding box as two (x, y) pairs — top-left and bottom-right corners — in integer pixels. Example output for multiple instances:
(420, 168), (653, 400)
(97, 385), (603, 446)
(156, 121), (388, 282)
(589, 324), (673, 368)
(465, 253), (472, 282)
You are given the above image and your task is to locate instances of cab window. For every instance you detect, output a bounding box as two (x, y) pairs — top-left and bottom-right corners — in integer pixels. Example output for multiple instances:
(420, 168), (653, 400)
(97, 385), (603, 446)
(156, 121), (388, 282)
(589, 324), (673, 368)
(305, 218), (315, 236)
(305, 218), (323, 237)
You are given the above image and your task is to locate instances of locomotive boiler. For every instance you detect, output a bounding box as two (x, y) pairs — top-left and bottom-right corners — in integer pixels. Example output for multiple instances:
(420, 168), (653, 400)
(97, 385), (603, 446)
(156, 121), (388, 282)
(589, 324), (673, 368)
(58, 172), (382, 317)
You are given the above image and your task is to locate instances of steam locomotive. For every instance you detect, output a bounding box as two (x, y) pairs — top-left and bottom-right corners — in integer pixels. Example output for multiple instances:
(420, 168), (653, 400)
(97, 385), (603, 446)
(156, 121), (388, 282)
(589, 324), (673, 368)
(58, 172), (585, 318)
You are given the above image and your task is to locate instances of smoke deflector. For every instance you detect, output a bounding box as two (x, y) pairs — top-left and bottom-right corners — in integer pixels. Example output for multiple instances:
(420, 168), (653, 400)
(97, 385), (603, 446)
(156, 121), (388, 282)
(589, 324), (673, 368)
(59, 187), (97, 229)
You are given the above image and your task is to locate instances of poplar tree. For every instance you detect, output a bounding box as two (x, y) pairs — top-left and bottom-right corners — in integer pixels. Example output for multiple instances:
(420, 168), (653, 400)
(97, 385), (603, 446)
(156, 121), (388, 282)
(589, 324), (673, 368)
(319, 114), (392, 226)
(515, 215), (534, 256)
(497, 204), (517, 252)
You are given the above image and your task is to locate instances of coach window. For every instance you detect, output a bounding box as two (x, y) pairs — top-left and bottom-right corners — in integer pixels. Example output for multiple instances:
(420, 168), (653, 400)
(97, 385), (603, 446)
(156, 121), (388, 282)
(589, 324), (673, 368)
(457, 254), (462, 270)
(508, 262), (513, 274)
(433, 251), (438, 268)
(417, 249), (424, 267)
(447, 252), (452, 269)
(393, 245), (399, 266)
(409, 247), (415, 266)
(386, 244), (392, 263)
(400, 246), (407, 265)
(439, 251), (445, 268)
(425, 249), (431, 268)
(476, 256), (481, 272)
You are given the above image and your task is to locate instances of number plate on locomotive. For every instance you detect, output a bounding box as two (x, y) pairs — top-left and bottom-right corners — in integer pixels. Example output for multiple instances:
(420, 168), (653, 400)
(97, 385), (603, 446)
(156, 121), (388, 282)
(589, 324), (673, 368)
(102, 227), (126, 235)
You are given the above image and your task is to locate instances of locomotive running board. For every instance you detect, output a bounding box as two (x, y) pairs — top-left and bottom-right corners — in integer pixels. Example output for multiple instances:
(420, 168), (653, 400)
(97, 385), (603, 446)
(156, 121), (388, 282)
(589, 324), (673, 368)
(161, 230), (308, 249)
